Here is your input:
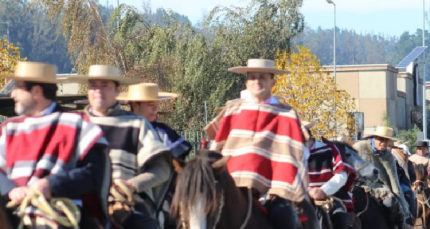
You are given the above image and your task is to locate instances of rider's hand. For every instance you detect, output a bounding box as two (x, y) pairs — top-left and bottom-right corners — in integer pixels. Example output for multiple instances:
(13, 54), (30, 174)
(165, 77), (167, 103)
(31, 178), (52, 199)
(308, 187), (327, 200)
(115, 179), (136, 193)
(8, 186), (30, 204)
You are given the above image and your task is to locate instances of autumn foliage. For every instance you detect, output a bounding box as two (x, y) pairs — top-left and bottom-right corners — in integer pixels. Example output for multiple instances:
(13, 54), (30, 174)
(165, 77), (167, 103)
(0, 39), (25, 88)
(273, 45), (356, 139)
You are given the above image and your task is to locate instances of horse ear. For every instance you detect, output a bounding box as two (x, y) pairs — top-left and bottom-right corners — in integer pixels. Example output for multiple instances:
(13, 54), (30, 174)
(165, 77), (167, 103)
(212, 156), (231, 170)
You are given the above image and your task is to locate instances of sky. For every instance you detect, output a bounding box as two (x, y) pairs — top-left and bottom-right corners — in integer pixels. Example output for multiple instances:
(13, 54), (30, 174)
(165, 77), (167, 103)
(108, 0), (429, 37)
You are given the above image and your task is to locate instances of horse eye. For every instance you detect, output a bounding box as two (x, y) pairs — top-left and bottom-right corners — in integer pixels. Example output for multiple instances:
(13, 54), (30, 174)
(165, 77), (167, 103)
(346, 153), (351, 157)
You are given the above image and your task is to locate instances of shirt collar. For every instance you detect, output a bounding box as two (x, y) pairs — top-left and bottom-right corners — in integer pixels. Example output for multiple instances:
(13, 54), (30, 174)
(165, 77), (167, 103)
(39, 102), (57, 116)
(245, 96), (280, 105)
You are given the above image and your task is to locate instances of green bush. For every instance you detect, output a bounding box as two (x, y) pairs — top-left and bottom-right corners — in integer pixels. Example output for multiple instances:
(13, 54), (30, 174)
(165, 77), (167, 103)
(396, 125), (421, 154)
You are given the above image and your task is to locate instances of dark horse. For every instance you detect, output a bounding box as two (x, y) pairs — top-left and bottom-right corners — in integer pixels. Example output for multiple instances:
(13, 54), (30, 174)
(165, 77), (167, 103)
(321, 139), (381, 229)
(326, 140), (389, 229)
(413, 163), (430, 228)
(0, 198), (13, 229)
(170, 150), (273, 229)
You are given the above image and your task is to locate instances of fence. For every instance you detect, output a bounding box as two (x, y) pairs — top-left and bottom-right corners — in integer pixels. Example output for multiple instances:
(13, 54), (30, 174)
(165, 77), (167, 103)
(178, 130), (206, 158)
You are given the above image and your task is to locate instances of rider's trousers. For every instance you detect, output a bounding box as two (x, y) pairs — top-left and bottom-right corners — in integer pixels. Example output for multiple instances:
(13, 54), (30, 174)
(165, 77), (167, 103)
(267, 196), (301, 229)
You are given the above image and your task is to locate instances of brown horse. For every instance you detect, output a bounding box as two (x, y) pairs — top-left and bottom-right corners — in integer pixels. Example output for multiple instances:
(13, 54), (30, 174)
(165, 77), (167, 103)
(170, 150), (272, 229)
(413, 163), (430, 228)
(171, 150), (319, 229)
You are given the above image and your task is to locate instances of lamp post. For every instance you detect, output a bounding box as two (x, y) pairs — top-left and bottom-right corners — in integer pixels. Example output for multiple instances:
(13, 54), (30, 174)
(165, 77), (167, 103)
(0, 22), (9, 42)
(423, 0), (427, 139)
(327, 0), (337, 137)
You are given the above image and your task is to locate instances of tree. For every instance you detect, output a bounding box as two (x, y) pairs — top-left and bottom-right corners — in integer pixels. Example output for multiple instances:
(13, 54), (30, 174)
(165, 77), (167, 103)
(0, 39), (26, 88)
(396, 125), (421, 154)
(272, 44), (357, 139)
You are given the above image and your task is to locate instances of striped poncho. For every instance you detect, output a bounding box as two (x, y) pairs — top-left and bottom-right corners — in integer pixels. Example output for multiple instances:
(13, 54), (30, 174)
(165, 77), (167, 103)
(0, 107), (110, 222)
(308, 141), (356, 211)
(85, 104), (170, 203)
(205, 99), (308, 202)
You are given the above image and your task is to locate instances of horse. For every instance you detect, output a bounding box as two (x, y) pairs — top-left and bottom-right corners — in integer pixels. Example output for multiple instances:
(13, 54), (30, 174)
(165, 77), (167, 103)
(325, 139), (392, 229)
(320, 139), (381, 229)
(170, 150), (273, 229)
(413, 163), (430, 228)
(0, 198), (13, 229)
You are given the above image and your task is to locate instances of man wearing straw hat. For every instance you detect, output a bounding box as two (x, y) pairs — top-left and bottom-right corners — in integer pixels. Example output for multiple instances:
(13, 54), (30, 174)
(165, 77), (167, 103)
(117, 83), (192, 161)
(353, 126), (412, 228)
(67, 65), (171, 229)
(117, 82), (192, 227)
(205, 59), (310, 229)
(0, 61), (111, 228)
(409, 140), (430, 171)
(302, 121), (357, 229)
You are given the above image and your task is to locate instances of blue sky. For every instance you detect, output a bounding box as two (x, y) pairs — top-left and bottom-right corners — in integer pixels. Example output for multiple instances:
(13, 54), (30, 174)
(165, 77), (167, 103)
(109, 0), (429, 37)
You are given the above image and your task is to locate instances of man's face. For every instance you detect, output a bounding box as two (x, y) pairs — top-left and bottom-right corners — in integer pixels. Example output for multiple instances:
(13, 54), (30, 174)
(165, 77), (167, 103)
(88, 80), (120, 112)
(131, 101), (158, 122)
(11, 80), (37, 116)
(245, 72), (276, 100)
(417, 146), (428, 156)
(374, 136), (390, 151)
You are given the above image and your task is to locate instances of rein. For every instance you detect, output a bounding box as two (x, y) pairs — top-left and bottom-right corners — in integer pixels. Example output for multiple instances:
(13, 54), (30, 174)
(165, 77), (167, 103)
(6, 189), (80, 229)
(179, 186), (252, 229)
(355, 161), (372, 172)
(110, 179), (144, 205)
(413, 179), (430, 227)
(356, 190), (369, 217)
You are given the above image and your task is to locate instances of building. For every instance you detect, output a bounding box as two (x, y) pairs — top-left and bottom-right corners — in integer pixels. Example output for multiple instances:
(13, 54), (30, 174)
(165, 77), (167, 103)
(323, 64), (426, 138)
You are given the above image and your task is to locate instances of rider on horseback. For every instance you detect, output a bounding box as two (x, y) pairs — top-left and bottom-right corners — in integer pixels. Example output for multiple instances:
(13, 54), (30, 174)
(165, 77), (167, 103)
(409, 141), (430, 171)
(353, 126), (412, 228)
(391, 141), (417, 219)
(117, 82), (192, 228)
(0, 62), (111, 228)
(67, 65), (172, 229)
(206, 59), (316, 229)
(302, 121), (357, 229)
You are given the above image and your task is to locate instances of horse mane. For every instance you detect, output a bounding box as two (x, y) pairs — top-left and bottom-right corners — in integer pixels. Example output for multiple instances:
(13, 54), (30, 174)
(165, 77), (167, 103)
(171, 150), (224, 224)
(415, 163), (427, 182)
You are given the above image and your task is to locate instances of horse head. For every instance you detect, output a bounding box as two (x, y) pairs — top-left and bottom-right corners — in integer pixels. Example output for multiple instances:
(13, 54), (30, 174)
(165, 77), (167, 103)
(413, 163), (428, 193)
(171, 150), (231, 229)
(322, 137), (379, 183)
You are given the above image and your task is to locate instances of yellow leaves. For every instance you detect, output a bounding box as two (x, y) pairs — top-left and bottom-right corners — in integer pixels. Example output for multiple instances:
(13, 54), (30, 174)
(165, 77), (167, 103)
(273, 44), (357, 139)
(0, 39), (25, 88)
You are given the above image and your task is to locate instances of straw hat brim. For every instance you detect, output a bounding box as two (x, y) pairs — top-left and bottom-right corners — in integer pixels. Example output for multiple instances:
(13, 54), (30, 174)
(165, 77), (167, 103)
(362, 133), (397, 141)
(116, 92), (178, 101)
(228, 67), (290, 75)
(1, 74), (65, 84)
(60, 75), (140, 85)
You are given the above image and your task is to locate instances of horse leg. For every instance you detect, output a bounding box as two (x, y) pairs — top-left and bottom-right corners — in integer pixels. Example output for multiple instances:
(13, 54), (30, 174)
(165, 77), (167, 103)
(0, 198), (13, 229)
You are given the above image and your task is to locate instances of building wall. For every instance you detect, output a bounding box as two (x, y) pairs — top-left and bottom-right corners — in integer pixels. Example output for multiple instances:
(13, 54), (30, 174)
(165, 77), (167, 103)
(324, 64), (422, 137)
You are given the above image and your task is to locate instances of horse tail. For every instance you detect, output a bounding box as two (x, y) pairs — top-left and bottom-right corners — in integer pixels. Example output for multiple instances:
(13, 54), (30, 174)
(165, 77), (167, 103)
(170, 151), (221, 224)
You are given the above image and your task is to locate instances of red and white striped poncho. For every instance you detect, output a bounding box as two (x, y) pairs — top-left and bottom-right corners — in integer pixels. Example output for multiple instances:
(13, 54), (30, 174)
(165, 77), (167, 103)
(0, 110), (109, 222)
(308, 141), (356, 211)
(206, 99), (308, 202)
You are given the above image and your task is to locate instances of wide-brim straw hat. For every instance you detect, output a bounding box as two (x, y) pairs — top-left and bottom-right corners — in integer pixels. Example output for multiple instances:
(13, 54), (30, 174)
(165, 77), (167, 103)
(116, 83), (177, 101)
(0, 61), (66, 84)
(363, 126), (397, 140)
(63, 65), (140, 85)
(228, 59), (290, 75)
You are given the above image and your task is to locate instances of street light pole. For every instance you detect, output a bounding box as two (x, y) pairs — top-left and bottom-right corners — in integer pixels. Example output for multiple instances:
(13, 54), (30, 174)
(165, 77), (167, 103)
(423, 0), (427, 139)
(0, 22), (9, 42)
(327, 0), (337, 137)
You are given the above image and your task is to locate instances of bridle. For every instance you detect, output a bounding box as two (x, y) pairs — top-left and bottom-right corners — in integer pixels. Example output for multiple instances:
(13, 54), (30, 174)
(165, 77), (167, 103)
(179, 181), (252, 229)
